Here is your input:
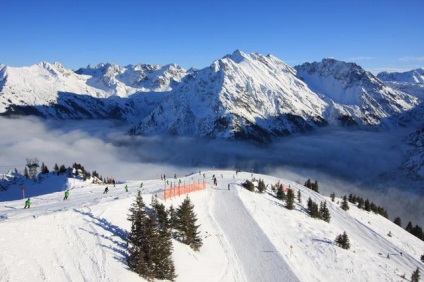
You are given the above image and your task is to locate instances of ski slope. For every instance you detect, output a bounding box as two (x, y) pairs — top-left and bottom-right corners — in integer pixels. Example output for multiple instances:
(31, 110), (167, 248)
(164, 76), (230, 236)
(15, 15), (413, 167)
(0, 171), (423, 281)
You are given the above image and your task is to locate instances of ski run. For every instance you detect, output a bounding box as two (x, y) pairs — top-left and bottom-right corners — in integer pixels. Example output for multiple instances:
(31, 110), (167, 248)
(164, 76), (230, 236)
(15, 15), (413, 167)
(0, 170), (423, 282)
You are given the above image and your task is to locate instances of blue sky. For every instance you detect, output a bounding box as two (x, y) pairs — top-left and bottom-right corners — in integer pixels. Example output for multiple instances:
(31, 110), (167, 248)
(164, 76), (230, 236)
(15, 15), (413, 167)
(1, 0), (423, 73)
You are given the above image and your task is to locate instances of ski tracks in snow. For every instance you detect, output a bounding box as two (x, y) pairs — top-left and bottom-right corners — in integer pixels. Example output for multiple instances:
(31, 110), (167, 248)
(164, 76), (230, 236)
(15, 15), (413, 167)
(210, 183), (299, 282)
(203, 188), (247, 282)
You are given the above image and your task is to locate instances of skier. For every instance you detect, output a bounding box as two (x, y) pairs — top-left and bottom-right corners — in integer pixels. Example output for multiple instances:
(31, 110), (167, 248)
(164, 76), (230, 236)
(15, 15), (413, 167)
(112, 179), (115, 187)
(228, 184), (230, 190)
(63, 190), (69, 200)
(24, 198), (31, 209)
(140, 182), (143, 188)
(125, 185), (128, 192)
(103, 187), (109, 194)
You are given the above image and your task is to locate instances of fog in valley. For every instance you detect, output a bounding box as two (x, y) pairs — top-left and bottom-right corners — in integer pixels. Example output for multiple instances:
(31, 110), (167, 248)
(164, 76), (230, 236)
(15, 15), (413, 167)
(1, 117), (422, 226)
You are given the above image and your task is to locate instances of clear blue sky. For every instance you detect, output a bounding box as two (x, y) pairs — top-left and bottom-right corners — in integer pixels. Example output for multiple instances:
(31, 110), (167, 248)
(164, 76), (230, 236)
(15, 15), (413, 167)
(1, 0), (423, 73)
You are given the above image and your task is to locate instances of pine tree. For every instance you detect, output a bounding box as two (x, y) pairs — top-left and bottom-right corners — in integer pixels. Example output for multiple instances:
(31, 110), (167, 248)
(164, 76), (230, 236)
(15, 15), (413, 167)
(406, 221), (414, 233)
(297, 190), (302, 204)
(127, 191), (155, 280)
(313, 180), (319, 193)
(307, 197), (319, 219)
(356, 197), (365, 209)
(168, 205), (177, 229)
(59, 165), (67, 174)
(320, 201), (331, 223)
(176, 196), (203, 251)
(411, 267), (420, 282)
(276, 187), (286, 201)
(40, 162), (49, 174)
(393, 217), (402, 227)
(242, 180), (254, 192)
(286, 188), (295, 210)
(54, 163), (59, 171)
(364, 199), (371, 211)
(341, 195), (349, 211)
(335, 231), (350, 250)
(23, 167), (29, 178)
(330, 193), (335, 202)
(257, 179), (266, 193)
(420, 254), (424, 263)
(304, 179), (311, 189)
(152, 204), (176, 281)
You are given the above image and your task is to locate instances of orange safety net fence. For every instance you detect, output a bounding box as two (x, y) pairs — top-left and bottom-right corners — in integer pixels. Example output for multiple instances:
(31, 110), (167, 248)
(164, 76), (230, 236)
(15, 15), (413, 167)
(164, 180), (206, 200)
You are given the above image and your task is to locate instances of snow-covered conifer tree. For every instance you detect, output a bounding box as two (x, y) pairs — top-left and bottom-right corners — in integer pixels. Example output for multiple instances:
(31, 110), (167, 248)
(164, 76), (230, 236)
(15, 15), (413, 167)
(176, 196), (203, 251)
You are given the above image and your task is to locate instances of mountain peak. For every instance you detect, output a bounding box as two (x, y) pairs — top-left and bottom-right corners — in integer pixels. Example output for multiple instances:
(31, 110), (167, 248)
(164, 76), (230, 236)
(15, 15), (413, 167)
(223, 49), (249, 63)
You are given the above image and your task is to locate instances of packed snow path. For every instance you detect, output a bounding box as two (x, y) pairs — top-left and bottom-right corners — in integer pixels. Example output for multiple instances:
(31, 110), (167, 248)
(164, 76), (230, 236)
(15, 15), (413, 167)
(210, 180), (299, 282)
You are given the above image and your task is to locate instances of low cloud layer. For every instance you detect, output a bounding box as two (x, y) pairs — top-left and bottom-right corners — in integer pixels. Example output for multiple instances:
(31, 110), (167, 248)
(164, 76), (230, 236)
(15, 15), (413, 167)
(0, 117), (422, 226)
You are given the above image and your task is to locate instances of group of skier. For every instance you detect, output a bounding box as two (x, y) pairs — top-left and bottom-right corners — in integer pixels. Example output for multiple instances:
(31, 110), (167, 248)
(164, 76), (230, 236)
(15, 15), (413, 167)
(23, 173), (234, 209)
(23, 182), (133, 209)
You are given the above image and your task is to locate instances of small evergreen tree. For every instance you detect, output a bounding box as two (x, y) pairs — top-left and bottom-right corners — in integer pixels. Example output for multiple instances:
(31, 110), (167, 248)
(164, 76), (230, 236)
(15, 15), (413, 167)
(168, 205), (177, 229)
(175, 197), (203, 251)
(313, 180), (319, 193)
(341, 195), (349, 211)
(23, 167), (29, 178)
(286, 188), (295, 210)
(406, 221), (414, 233)
(330, 193), (335, 202)
(257, 179), (266, 193)
(54, 163), (59, 171)
(276, 187), (286, 201)
(304, 179), (311, 189)
(320, 201), (331, 223)
(242, 180), (254, 192)
(420, 254), (424, 263)
(307, 197), (319, 219)
(59, 165), (67, 174)
(393, 217), (402, 227)
(364, 199), (371, 211)
(127, 191), (154, 280)
(411, 267), (420, 282)
(297, 190), (302, 204)
(40, 162), (49, 174)
(335, 231), (350, 250)
(152, 203), (176, 281)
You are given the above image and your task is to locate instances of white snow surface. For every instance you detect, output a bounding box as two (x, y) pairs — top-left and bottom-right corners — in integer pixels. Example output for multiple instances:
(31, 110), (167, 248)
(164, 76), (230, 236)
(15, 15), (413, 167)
(1, 170), (423, 282)
(295, 59), (419, 126)
(377, 68), (424, 99)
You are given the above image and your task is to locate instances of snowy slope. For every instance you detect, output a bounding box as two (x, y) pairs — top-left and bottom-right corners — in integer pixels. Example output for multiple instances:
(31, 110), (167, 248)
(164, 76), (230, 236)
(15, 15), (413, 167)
(295, 59), (419, 126)
(0, 170), (423, 281)
(377, 68), (424, 99)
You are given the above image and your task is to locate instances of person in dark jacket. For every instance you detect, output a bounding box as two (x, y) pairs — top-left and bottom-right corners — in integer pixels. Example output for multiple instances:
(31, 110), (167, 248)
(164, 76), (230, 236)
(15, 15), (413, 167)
(103, 187), (109, 194)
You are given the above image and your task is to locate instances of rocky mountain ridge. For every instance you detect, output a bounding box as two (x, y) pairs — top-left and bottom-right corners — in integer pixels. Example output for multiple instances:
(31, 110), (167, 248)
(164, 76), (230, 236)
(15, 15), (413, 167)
(0, 51), (421, 142)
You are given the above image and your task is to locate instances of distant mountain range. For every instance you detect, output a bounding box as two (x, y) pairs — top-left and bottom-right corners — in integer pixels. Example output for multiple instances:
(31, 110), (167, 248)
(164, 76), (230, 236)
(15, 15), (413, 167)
(0, 50), (421, 143)
(377, 68), (424, 99)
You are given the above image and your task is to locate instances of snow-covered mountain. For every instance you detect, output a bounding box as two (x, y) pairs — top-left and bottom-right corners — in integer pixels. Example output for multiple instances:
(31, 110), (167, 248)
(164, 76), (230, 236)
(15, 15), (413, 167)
(1, 170), (423, 281)
(295, 59), (419, 126)
(377, 68), (424, 99)
(129, 50), (328, 142)
(0, 52), (420, 141)
(0, 62), (184, 120)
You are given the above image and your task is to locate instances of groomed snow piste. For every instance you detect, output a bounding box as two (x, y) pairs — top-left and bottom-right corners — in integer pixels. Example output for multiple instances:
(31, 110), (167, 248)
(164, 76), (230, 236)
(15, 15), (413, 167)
(0, 170), (423, 281)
